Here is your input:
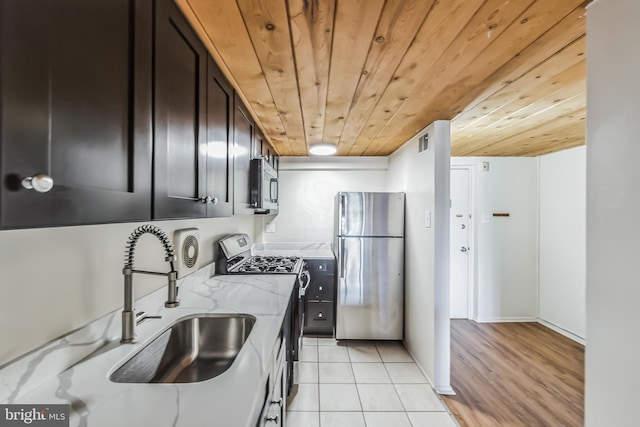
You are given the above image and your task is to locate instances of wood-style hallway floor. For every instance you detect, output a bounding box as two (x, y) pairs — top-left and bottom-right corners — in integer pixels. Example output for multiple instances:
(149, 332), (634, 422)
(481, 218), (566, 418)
(442, 320), (584, 427)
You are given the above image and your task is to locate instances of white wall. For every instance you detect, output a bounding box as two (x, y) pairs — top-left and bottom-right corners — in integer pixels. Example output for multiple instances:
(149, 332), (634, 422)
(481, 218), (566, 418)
(388, 121), (451, 394)
(539, 146), (586, 340)
(0, 216), (255, 366)
(256, 157), (388, 243)
(586, 0), (640, 424)
(450, 157), (539, 322)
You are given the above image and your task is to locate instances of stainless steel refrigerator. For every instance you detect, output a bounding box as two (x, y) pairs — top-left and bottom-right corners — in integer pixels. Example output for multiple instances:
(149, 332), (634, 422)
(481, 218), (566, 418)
(334, 192), (405, 340)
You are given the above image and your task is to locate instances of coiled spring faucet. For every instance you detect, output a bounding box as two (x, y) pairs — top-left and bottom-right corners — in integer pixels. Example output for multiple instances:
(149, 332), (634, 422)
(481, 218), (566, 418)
(121, 224), (179, 343)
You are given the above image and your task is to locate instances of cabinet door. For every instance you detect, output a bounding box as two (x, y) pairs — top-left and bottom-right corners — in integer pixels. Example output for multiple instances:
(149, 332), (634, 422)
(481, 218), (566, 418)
(153, 0), (207, 219)
(254, 129), (265, 160)
(233, 97), (255, 215)
(205, 57), (234, 217)
(0, 0), (153, 228)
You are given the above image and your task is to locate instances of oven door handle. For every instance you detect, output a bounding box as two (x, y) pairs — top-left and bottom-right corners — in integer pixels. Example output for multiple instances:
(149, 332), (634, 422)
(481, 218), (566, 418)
(299, 270), (311, 297)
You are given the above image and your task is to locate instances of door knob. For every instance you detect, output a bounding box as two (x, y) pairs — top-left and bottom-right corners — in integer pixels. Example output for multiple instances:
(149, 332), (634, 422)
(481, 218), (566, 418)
(22, 174), (54, 193)
(460, 247), (468, 252)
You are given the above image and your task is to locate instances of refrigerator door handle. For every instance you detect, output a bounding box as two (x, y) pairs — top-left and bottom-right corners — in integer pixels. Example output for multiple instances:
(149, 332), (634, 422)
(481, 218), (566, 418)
(340, 193), (347, 235)
(340, 238), (346, 278)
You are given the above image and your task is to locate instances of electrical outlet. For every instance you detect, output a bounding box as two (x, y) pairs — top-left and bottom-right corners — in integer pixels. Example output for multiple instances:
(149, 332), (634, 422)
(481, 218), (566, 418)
(265, 223), (276, 233)
(481, 161), (490, 172)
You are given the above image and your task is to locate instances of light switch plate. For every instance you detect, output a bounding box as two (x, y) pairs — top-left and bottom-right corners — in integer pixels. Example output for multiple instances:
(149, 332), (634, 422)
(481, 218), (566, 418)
(425, 211), (432, 228)
(265, 223), (276, 233)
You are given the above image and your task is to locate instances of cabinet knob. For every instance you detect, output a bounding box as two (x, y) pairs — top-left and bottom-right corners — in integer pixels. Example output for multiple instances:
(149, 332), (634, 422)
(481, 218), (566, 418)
(22, 174), (54, 193)
(266, 414), (279, 423)
(318, 313), (323, 318)
(199, 196), (212, 204)
(271, 397), (283, 407)
(210, 197), (218, 205)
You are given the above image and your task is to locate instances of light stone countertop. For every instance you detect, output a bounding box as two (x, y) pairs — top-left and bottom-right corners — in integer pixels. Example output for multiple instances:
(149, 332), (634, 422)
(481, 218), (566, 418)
(1, 266), (295, 427)
(253, 242), (335, 259)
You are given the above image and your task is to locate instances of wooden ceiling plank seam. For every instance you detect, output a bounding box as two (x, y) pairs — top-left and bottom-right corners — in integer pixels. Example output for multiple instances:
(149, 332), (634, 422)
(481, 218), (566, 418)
(322, 0), (386, 154)
(451, 90), (585, 156)
(451, 45), (586, 150)
(369, 0), (542, 155)
(497, 131), (585, 157)
(444, 0), (587, 117)
(453, 59), (585, 141)
(457, 106), (586, 156)
(464, 89), (584, 143)
(452, 51), (586, 135)
(286, 0), (336, 149)
(452, 116), (584, 156)
(519, 138), (585, 157)
(461, 79), (585, 139)
(179, 0), (291, 155)
(440, 35), (586, 156)
(369, 0), (540, 156)
(452, 3), (587, 120)
(235, 0), (308, 155)
(340, 0), (437, 155)
(453, 39), (585, 134)
(351, 0), (484, 155)
(378, 0), (584, 155)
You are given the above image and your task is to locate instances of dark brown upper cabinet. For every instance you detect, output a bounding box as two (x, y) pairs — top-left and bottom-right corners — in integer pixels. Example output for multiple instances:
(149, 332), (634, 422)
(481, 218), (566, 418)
(154, 0), (236, 219)
(205, 57), (234, 218)
(0, 0), (153, 228)
(233, 97), (255, 216)
(153, 0), (207, 219)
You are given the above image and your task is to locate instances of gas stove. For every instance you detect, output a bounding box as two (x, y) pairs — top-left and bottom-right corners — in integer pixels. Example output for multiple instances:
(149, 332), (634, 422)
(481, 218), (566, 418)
(216, 234), (304, 275)
(233, 255), (302, 274)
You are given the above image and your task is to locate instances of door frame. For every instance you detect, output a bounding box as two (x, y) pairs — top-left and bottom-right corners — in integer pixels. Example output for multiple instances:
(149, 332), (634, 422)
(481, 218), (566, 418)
(451, 165), (476, 320)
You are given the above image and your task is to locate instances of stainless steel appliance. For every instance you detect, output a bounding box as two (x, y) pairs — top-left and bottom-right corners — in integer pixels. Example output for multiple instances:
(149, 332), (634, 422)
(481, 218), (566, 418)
(216, 233), (310, 396)
(250, 158), (278, 213)
(334, 192), (405, 340)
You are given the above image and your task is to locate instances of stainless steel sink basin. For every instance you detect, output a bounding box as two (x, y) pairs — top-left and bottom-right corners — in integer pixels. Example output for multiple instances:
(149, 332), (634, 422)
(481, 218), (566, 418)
(110, 314), (256, 384)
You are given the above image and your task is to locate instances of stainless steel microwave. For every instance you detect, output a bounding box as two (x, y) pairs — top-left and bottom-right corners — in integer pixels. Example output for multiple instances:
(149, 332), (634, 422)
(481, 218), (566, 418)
(250, 158), (278, 213)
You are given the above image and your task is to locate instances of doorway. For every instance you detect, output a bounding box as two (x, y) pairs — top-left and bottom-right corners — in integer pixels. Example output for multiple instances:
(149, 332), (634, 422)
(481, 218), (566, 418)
(450, 167), (473, 319)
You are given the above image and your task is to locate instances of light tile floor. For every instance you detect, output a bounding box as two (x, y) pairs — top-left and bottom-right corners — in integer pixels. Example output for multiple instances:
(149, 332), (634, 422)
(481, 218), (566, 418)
(287, 337), (459, 427)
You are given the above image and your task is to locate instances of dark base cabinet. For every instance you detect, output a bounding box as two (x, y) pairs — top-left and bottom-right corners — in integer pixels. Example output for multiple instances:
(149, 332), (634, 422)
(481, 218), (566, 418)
(304, 258), (336, 335)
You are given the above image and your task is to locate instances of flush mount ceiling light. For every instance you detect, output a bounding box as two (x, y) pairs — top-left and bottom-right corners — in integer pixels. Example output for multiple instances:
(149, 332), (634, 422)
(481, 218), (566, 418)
(309, 143), (337, 156)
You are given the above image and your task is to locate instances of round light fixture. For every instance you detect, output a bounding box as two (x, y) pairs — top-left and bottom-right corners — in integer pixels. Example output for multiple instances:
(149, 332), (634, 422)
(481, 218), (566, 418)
(309, 143), (337, 156)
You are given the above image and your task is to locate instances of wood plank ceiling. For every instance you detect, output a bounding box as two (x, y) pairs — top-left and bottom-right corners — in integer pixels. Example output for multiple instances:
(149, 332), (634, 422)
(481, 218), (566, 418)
(176, 0), (587, 157)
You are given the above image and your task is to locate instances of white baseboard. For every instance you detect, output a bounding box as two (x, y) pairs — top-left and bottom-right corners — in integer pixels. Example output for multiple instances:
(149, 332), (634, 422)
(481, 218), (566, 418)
(435, 385), (456, 395)
(402, 343), (456, 396)
(473, 316), (538, 323)
(537, 319), (586, 345)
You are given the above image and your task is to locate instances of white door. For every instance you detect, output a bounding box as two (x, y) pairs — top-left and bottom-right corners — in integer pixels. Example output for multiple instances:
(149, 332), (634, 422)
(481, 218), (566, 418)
(450, 168), (470, 319)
